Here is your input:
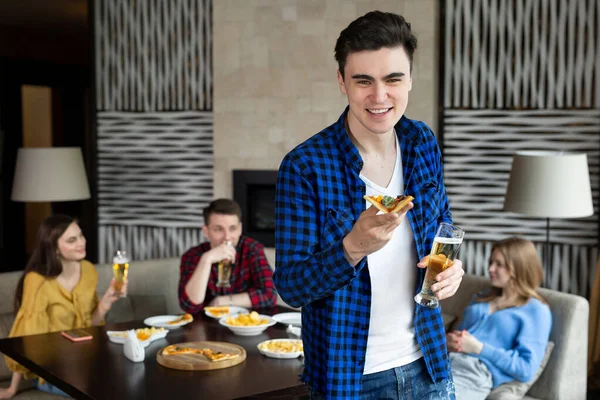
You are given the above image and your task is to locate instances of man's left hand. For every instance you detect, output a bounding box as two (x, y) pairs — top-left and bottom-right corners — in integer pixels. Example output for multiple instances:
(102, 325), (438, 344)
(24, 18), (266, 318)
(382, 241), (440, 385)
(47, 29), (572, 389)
(417, 257), (464, 300)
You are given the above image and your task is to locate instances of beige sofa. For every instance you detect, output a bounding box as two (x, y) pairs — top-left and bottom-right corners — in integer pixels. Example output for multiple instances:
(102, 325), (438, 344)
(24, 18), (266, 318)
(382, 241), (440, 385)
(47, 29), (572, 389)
(0, 262), (589, 399)
(441, 274), (589, 400)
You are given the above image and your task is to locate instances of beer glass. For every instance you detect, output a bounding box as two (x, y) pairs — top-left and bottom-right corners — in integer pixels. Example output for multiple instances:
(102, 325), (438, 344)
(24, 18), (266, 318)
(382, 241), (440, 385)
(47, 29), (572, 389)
(414, 223), (464, 308)
(216, 241), (233, 288)
(112, 250), (129, 297)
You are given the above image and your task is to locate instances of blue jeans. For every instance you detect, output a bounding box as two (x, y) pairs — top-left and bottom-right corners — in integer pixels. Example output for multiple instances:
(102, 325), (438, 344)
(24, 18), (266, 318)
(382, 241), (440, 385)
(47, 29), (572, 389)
(37, 380), (70, 397)
(310, 357), (455, 400)
(361, 358), (455, 400)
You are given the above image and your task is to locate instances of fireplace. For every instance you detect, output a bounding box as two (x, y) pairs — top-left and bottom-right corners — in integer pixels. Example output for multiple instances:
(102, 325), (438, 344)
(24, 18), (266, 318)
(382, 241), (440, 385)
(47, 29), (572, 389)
(233, 170), (277, 247)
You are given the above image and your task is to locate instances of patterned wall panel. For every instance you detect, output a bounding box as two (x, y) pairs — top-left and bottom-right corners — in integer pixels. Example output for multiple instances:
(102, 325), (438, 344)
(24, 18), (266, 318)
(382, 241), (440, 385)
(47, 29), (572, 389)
(442, 0), (600, 296)
(95, 0), (213, 263)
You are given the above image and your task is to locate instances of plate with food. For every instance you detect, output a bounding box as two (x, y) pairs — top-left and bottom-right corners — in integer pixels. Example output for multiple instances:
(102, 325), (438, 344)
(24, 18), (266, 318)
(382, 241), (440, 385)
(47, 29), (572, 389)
(204, 306), (248, 319)
(257, 339), (303, 359)
(106, 327), (168, 347)
(157, 341), (246, 370)
(218, 311), (276, 336)
(272, 312), (302, 326)
(144, 313), (194, 329)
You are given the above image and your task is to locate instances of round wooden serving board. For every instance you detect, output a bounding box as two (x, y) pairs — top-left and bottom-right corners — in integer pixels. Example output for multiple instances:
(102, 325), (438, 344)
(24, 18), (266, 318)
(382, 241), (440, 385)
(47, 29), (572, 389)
(157, 341), (246, 370)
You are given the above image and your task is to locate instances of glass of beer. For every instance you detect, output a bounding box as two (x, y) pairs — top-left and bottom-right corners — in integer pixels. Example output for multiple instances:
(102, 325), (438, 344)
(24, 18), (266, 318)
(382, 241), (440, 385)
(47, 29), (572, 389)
(216, 241), (233, 288)
(414, 223), (464, 308)
(112, 250), (129, 297)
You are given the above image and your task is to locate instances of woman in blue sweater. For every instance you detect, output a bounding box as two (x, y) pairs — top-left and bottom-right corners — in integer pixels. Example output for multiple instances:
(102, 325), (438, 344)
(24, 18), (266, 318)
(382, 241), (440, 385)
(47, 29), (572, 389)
(446, 237), (552, 399)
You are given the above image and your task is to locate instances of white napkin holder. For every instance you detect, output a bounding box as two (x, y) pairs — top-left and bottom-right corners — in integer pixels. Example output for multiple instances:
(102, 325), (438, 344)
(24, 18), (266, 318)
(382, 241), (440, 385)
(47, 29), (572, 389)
(286, 324), (301, 338)
(123, 330), (145, 362)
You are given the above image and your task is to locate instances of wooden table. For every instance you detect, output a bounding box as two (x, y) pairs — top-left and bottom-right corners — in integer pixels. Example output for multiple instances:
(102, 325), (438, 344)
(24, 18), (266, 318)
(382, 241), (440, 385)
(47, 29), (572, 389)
(0, 308), (307, 399)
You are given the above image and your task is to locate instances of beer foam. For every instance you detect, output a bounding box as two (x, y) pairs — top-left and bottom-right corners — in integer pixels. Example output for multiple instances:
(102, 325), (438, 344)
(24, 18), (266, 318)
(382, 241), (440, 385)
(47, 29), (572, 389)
(113, 253), (129, 264)
(433, 237), (463, 244)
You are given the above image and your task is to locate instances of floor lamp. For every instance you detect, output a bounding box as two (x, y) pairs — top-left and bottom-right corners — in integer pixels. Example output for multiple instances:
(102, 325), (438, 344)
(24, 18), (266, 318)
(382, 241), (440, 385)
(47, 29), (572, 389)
(11, 147), (91, 256)
(503, 151), (594, 282)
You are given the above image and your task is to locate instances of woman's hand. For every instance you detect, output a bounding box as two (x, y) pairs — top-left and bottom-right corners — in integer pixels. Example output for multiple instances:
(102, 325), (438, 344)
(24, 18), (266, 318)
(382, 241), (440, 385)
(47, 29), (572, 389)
(0, 387), (16, 399)
(446, 330), (462, 352)
(98, 278), (126, 314)
(418, 257), (465, 300)
(446, 330), (483, 355)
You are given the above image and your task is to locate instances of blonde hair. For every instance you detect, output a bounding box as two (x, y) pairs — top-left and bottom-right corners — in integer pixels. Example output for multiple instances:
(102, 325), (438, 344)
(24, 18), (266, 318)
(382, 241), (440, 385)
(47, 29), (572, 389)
(476, 237), (546, 307)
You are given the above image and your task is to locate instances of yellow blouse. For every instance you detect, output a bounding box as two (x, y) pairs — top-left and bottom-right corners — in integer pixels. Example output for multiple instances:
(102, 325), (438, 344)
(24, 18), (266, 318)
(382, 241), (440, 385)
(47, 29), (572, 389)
(4, 260), (100, 380)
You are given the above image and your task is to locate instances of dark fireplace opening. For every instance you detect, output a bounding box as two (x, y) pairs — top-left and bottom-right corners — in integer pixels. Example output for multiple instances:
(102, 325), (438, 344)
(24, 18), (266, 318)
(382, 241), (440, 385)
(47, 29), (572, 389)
(233, 170), (277, 247)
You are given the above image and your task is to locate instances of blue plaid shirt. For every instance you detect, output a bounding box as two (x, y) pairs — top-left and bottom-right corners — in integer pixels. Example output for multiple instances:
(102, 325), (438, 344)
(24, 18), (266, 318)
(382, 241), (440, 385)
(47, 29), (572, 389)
(274, 109), (453, 399)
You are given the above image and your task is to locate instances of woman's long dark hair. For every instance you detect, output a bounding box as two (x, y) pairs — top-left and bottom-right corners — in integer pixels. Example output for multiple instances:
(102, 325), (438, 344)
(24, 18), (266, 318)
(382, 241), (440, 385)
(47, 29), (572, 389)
(14, 214), (77, 313)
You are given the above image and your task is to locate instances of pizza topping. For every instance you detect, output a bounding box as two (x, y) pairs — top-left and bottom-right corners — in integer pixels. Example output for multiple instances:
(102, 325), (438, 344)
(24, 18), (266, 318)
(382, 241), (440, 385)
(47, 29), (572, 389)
(364, 194), (414, 213)
(381, 195), (399, 208)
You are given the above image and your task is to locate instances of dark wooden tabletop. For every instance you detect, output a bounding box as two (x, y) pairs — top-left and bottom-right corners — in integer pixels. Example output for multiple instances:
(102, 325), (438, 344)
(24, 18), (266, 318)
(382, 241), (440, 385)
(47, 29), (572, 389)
(0, 307), (308, 400)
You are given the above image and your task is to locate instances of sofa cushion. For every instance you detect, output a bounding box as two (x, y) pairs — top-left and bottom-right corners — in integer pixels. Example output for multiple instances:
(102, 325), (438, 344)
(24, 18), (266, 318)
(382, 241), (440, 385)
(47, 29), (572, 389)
(105, 295), (166, 324)
(442, 312), (457, 332)
(487, 341), (554, 400)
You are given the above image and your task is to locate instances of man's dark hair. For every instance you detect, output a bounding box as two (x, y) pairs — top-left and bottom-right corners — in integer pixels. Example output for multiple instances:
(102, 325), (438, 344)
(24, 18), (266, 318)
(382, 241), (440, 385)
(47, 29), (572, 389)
(334, 11), (418, 79)
(203, 198), (242, 225)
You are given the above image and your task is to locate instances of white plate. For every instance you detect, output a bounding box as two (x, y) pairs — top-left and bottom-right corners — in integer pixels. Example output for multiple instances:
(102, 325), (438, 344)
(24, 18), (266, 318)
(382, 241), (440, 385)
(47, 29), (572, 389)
(106, 328), (168, 347)
(257, 339), (303, 359)
(143, 315), (192, 329)
(273, 312), (302, 326)
(218, 314), (276, 336)
(204, 306), (248, 319)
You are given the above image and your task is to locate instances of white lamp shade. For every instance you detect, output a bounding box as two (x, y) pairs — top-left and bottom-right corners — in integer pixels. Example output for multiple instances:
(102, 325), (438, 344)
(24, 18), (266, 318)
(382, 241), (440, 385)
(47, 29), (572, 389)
(504, 151), (594, 218)
(12, 147), (91, 202)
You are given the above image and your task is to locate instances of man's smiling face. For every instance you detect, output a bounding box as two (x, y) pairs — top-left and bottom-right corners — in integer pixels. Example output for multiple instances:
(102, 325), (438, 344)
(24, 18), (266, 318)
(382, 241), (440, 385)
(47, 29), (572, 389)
(337, 46), (412, 138)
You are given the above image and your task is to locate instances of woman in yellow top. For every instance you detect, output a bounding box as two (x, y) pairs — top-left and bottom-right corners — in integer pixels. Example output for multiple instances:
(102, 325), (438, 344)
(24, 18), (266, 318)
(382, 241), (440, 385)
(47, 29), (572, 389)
(0, 215), (124, 399)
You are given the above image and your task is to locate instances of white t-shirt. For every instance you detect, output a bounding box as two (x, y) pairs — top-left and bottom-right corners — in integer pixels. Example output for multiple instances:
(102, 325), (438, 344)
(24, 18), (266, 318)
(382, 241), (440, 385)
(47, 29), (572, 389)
(361, 136), (422, 375)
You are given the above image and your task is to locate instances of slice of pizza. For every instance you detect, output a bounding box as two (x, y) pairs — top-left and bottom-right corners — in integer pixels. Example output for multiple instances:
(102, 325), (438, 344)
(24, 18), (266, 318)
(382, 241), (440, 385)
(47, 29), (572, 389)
(162, 345), (204, 356)
(202, 348), (240, 362)
(167, 313), (194, 325)
(364, 194), (414, 213)
(204, 306), (230, 317)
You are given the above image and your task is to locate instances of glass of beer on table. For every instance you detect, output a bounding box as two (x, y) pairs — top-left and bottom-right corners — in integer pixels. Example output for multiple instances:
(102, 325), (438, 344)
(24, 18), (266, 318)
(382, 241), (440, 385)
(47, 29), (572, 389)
(112, 250), (129, 297)
(414, 223), (464, 308)
(216, 241), (233, 288)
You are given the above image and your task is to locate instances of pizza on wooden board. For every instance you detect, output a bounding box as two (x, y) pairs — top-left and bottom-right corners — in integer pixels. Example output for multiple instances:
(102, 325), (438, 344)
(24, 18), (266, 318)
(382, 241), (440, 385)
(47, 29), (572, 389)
(364, 194), (414, 213)
(162, 345), (239, 362)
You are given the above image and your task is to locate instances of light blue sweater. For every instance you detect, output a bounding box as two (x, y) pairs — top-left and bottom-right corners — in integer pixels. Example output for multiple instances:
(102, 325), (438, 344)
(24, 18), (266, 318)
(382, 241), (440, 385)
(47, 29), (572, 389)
(456, 297), (552, 387)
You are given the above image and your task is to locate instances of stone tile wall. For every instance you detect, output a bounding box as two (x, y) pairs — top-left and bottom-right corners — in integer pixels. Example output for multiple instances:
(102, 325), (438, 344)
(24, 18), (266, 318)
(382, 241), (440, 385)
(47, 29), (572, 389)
(213, 0), (439, 208)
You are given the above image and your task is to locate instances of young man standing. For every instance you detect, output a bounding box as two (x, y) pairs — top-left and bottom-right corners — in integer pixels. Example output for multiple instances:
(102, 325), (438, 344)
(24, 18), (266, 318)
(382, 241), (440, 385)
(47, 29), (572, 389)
(179, 199), (277, 313)
(275, 11), (463, 399)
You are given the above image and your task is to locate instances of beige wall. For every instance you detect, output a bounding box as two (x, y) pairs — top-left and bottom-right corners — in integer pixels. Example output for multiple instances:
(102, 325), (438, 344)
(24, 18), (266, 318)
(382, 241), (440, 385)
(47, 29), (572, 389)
(21, 85), (53, 254)
(213, 0), (439, 198)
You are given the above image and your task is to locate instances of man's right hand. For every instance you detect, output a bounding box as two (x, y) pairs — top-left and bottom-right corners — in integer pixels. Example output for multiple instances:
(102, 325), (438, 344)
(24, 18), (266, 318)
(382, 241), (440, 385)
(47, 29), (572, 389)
(201, 241), (236, 266)
(342, 201), (413, 266)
